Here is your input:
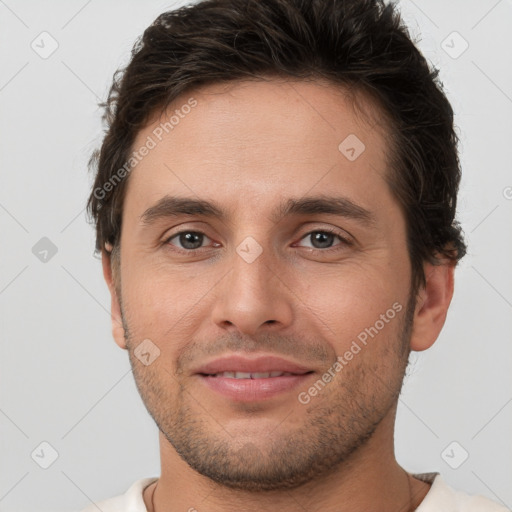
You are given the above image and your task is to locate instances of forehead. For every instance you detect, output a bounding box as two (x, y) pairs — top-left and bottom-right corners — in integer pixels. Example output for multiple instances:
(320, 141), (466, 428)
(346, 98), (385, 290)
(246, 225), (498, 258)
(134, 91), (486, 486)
(124, 78), (393, 219)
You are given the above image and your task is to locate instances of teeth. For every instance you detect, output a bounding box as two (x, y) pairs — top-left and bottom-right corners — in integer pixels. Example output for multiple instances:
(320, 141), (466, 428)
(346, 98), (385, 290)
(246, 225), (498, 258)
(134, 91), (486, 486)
(212, 371), (295, 378)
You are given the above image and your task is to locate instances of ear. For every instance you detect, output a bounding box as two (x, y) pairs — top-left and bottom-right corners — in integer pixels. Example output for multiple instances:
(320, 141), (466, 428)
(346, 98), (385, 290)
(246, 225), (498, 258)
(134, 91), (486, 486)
(101, 244), (127, 350)
(409, 260), (455, 352)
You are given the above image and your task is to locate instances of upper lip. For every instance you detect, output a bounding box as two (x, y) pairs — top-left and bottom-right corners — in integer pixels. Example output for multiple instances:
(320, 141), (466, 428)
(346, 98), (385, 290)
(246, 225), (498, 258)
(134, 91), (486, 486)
(194, 355), (314, 375)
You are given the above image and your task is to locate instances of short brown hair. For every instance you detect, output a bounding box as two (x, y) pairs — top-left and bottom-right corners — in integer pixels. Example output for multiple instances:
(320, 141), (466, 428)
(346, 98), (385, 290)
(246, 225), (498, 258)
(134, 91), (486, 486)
(87, 0), (467, 292)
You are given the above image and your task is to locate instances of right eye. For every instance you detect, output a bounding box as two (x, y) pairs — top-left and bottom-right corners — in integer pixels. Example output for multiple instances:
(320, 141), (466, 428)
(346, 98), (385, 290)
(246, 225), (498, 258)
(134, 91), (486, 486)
(165, 231), (216, 252)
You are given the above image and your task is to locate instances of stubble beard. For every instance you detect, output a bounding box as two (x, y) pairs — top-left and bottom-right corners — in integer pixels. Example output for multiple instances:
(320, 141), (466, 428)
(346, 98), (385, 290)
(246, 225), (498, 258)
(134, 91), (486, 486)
(121, 292), (415, 492)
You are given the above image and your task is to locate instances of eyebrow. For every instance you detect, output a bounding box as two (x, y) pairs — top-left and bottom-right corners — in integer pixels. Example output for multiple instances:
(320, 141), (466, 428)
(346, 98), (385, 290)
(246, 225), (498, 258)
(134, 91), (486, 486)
(139, 194), (376, 227)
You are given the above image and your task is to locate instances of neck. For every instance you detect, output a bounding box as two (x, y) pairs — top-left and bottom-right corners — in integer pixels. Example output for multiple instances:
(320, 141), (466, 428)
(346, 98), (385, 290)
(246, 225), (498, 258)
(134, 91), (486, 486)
(144, 408), (432, 512)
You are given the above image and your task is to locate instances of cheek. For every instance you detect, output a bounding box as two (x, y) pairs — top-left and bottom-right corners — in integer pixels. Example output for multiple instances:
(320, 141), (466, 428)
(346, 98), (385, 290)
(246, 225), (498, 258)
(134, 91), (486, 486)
(121, 260), (214, 342)
(291, 262), (407, 351)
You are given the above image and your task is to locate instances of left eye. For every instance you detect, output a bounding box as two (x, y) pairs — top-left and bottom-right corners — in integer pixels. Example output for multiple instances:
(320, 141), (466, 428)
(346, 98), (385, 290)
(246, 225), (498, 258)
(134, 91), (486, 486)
(296, 230), (349, 250)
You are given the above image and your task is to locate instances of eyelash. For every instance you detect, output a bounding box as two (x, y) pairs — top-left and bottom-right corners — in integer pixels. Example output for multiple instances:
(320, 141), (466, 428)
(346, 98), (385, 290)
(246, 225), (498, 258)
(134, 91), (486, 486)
(163, 228), (353, 255)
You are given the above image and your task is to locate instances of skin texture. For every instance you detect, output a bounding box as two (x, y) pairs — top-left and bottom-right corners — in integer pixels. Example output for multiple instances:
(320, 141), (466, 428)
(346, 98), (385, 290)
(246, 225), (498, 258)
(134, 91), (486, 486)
(101, 78), (454, 511)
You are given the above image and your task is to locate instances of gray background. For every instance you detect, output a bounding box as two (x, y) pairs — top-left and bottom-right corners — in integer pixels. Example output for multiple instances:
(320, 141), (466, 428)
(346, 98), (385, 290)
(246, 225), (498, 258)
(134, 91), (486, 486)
(1, 0), (511, 510)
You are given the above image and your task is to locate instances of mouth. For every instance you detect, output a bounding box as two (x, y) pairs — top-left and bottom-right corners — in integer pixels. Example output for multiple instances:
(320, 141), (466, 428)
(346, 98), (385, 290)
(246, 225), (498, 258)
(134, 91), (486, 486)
(194, 354), (316, 402)
(200, 371), (312, 379)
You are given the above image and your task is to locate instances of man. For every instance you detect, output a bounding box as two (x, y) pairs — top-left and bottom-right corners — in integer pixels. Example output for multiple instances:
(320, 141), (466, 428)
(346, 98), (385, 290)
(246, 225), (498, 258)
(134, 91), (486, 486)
(82, 0), (508, 510)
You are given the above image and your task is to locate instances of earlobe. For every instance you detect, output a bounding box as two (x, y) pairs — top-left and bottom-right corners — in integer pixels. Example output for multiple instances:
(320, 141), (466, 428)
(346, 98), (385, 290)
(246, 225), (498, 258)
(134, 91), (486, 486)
(409, 261), (455, 352)
(101, 246), (127, 350)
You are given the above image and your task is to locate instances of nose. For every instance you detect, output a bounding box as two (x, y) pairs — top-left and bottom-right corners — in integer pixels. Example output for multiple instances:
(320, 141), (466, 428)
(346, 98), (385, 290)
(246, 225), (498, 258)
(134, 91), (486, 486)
(210, 245), (294, 336)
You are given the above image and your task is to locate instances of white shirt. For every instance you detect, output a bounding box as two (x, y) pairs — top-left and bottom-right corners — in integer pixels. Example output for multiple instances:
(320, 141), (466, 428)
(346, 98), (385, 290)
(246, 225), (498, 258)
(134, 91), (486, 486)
(78, 473), (510, 512)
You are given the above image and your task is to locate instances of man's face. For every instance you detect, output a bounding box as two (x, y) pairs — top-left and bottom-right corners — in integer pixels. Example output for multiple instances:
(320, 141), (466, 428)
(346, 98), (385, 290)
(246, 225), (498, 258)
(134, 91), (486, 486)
(113, 79), (416, 490)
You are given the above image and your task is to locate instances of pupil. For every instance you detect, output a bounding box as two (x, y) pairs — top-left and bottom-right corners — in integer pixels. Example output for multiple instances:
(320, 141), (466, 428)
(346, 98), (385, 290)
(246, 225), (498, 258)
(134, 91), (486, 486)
(312, 232), (333, 249)
(178, 232), (334, 250)
(181, 232), (202, 249)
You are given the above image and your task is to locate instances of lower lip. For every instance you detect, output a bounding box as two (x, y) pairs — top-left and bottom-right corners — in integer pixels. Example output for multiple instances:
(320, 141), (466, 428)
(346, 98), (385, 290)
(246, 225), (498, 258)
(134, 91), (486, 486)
(198, 373), (314, 402)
